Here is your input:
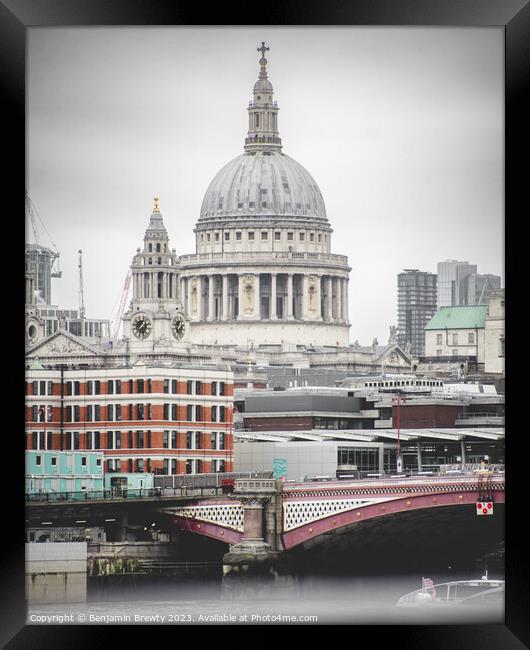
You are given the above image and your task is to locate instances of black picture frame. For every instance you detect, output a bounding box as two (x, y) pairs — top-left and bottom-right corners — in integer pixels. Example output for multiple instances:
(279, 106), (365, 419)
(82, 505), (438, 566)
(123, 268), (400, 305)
(4, 0), (528, 646)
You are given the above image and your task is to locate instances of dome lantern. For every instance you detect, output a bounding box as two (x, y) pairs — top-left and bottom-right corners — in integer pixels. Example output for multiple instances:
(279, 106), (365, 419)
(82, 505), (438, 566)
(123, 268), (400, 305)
(197, 44), (330, 228)
(244, 42), (282, 154)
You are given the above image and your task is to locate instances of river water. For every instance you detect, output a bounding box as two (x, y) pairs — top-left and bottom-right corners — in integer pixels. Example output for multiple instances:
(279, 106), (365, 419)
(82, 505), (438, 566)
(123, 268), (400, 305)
(27, 573), (504, 625)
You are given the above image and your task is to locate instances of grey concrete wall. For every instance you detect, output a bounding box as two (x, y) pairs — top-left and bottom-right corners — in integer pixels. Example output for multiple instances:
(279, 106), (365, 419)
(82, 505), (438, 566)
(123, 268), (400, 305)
(88, 542), (178, 558)
(244, 394), (363, 414)
(234, 441), (385, 481)
(26, 542), (87, 604)
(235, 441), (339, 481)
(265, 367), (349, 388)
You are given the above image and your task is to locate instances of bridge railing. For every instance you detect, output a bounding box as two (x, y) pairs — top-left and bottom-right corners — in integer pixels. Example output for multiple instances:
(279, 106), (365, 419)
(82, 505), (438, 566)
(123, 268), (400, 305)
(438, 463), (505, 474)
(25, 485), (231, 504)
(25, 488), (164, 503)
(154, 471), (273, 490)
(26, 472), (274, 504)
(285, 473), (505, 489)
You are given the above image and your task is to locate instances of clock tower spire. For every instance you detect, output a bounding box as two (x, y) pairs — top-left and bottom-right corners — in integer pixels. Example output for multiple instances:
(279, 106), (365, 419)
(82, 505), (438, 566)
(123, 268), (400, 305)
(122, 197), (188, 350)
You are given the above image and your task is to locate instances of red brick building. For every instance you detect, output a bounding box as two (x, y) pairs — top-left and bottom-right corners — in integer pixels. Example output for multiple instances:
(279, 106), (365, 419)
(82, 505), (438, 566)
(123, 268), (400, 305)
(25, 365), (234, 475)
(393, 400), (504, 429)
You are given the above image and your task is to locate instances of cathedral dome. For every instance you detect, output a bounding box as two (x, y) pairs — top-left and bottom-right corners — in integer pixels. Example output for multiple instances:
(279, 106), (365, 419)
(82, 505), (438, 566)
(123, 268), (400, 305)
(198, 151), (328, 225)
(197, 42), (329, 229)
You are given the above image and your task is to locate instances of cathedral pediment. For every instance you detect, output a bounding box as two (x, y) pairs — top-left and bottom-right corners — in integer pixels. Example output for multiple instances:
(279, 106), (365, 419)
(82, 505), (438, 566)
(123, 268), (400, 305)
(374, 343), (412, 366)
(25, 329), (104, 359)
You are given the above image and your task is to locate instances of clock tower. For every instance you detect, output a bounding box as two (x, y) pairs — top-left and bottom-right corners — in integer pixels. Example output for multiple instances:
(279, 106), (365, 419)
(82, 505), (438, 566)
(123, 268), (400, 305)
(122, 197), (188, 351)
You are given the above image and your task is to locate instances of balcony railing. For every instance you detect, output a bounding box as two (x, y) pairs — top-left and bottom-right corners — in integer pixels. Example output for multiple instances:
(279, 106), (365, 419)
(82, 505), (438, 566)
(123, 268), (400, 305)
(455, 414), (505, 425)
(178, 251), (348, 265)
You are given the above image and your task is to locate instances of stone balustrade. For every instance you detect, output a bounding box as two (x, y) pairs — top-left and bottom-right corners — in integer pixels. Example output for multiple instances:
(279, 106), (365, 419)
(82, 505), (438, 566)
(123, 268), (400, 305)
(178, 251), (349, 265)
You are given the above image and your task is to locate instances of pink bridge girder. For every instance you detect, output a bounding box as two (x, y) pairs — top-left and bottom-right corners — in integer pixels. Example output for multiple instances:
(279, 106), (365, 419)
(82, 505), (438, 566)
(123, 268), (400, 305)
(172, 476), (505, 550)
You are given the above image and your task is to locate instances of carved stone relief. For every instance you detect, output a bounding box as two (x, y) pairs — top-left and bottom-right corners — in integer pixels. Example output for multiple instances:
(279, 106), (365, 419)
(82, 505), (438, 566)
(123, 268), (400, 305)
(244, 275), (254, 314)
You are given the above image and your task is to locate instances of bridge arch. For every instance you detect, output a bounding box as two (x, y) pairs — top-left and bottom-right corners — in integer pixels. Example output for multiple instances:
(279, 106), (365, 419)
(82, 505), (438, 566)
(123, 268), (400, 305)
(281, 487), (505, 550)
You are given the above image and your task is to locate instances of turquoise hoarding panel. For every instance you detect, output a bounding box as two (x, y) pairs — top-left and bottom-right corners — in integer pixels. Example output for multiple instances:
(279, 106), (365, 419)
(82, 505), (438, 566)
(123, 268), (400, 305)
(273, 458), (288, 479)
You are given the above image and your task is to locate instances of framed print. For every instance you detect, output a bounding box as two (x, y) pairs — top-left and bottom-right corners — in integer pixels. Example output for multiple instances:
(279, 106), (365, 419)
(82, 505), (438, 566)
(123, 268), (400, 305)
(2, 0), (528, 646)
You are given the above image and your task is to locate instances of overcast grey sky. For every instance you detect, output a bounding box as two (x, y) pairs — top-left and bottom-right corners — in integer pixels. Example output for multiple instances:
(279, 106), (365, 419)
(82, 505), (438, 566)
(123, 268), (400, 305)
(27, 27), (503, 344)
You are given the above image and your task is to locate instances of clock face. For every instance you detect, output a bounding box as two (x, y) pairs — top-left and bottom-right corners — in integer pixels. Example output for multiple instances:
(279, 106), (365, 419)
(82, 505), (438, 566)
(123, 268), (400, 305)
(172, 314), (186, 340)
(26, 320), (39, 342)
(132, 314), (152, 339)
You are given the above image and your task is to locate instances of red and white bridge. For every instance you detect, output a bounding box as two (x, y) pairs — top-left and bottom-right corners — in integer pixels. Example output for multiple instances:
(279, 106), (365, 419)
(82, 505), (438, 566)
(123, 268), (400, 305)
(171, 474), (504, 552)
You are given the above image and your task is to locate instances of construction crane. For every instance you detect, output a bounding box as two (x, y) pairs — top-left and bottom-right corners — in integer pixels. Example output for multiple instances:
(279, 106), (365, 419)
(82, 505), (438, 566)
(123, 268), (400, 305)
(112, 266), (133, 339)
(25, 191), (62, 278)
(78, 250), (86, 321)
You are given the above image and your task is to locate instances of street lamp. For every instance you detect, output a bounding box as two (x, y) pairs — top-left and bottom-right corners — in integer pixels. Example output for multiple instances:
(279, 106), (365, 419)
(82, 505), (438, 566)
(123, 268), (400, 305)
(392, 392), (406, 474)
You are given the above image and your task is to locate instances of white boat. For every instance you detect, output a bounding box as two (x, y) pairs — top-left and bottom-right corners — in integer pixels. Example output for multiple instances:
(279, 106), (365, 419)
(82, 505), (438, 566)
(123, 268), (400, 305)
(396, 576), (504, 607)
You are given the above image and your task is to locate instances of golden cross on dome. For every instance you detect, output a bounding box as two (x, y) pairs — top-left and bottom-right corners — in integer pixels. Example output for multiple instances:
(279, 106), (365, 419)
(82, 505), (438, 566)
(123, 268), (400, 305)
(153, 195), (159, 212)
(257, 42), (269, 60)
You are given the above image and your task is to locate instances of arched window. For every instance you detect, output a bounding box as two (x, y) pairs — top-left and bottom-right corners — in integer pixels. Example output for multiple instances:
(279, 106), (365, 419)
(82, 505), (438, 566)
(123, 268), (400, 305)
(157, 272), (163, 298)
(156, 243), (161, 252)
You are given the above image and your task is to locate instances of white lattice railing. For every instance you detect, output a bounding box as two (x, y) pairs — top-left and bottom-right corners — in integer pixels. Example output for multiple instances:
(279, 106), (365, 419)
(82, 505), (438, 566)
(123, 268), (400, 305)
(283, 498), (389, 532)
(174, 504), (244, 532)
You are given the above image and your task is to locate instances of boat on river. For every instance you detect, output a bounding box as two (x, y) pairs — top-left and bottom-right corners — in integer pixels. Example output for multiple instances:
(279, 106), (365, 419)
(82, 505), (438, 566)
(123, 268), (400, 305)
(396, 576), (504, 607)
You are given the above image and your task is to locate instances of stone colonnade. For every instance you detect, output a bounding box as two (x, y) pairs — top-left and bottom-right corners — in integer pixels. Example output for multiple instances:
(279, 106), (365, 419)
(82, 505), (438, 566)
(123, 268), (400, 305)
(133, 270), (179, 301)
(179, 272), (349, 323)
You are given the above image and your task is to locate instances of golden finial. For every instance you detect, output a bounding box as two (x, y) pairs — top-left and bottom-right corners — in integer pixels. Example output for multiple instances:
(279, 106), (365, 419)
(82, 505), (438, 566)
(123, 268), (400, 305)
(153, 195), (159, 212)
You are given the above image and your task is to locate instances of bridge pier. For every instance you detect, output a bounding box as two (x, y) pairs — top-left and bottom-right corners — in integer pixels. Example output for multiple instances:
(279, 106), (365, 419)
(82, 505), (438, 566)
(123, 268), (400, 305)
(222, 479), (293, 598)
(116, 512), (128, 542)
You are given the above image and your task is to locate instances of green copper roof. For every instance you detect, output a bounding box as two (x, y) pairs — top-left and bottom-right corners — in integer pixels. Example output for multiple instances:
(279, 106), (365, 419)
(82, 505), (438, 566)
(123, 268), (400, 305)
(425, 305), (488, 330)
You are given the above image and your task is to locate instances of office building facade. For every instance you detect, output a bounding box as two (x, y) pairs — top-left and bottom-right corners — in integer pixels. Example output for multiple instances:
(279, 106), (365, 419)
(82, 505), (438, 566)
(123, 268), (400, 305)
(397, 269), (437, 357)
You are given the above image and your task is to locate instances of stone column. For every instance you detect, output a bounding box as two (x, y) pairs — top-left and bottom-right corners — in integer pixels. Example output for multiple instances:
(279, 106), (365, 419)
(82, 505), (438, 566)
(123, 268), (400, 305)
(225, 479), (279, 555)
(254, 273), (261, 319)
(237, 274), (245, 320)
(326, 276), (333, 322)
(222, 274), (229, 321)
(208, 274), (215, 321)
(187, 277), (193, 318)
(196, 275), (203, 321)
(301, 274), (309, 319)
(315, 275), (322, 319)
(286, 273), (293, 320)
(341, 278), (348, 322)
(270, 273), (277, 320)
(240, 497), (267, 544)
(332, 277), (339, 320)
(336, 276), (342, 322)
